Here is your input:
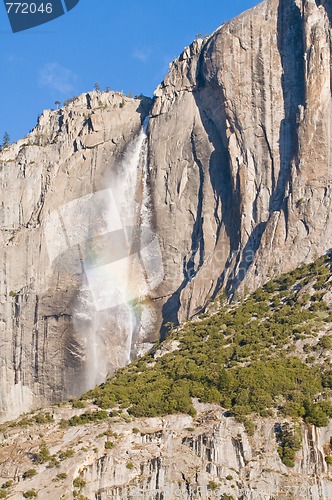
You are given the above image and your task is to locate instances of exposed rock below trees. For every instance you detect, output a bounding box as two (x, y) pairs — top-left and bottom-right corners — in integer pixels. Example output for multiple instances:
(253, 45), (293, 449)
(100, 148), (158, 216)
(1, 404), (332, 499)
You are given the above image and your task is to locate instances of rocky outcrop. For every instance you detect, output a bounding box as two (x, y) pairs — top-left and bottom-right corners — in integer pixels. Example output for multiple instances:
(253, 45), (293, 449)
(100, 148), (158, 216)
(2, 0), (332, 420)
(1, 404), (332, 499)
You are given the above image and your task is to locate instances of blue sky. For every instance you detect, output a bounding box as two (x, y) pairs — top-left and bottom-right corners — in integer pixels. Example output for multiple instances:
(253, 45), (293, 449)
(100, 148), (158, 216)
(0, 0), (258, 143)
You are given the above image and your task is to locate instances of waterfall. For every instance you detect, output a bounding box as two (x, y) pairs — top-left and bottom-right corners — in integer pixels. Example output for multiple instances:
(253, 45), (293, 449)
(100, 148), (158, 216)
(44, 116), (163, 391)
(104, 116), (151, 366)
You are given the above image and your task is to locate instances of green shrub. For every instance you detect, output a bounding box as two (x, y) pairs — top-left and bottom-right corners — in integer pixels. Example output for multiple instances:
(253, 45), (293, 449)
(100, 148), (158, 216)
(58, 449), (75, 461)
(105, 441), (114, 449)
(23, 469), (37, 480)
(244, 420), (255, 436)
(71, 399), (86, 409)
(14, 412), (53, 427)
(282, 401), (306, 418)
(0, 491), (7, 499)
(47, 455), (59, 468)
(23, 490), (37, 498)
(33, 413), (53, 424)
(208, 480), (219, 490)
(325, 455), (332, 465)
(305, 401), (332, 427)
(73, 477), (86, 489)
(252, 289), (270, 301)
(126, 461), (134, 470)
(34, 446), (51, 464)
(278, 445), (297, 467)
(318, 336), (332, 350)
(53, 473), (67, 481)
(68, 410), (109, 426)
(276, 423), (302, 467)
(1, 481), (13, 489)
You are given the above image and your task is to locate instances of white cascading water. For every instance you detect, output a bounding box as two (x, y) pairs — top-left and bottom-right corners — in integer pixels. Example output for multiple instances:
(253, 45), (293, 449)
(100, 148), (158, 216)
(136, 119), (163, 351)
(106, 116), (151, 365)
(70, 117), (161, 390)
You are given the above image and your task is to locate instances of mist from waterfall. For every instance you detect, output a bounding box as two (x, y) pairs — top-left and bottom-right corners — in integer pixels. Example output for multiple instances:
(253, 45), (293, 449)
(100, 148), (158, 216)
(44, 116), (163, 393)
(70, 117), (162, 390)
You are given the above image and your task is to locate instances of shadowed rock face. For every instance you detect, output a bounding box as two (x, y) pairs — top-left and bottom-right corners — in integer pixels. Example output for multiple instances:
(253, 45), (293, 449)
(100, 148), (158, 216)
(149, 0), (332, 326)
(1, 0), (332, 419)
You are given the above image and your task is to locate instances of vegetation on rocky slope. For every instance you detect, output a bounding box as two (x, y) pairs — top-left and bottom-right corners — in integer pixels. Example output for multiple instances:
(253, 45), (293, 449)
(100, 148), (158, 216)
(84, 254), (332, 428)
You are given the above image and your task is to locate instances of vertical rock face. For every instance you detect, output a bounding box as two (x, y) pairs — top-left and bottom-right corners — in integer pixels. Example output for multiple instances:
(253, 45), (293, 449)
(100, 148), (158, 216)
(1, 0), (332, 419)
(0, 92), (152, 421)
(149, 0), (332, 326)
(80, 416), (332, 499)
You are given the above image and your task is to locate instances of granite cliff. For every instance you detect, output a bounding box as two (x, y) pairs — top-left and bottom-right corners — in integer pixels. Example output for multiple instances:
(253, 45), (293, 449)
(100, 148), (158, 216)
(1, 0), (332, 423)
(0, 92), (153, 420)
(150, 0), (332, 327)
(1, 405), (332, 500)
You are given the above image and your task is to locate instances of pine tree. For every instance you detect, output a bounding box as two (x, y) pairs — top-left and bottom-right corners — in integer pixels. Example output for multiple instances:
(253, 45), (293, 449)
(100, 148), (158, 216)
(2, 132), (10, 149)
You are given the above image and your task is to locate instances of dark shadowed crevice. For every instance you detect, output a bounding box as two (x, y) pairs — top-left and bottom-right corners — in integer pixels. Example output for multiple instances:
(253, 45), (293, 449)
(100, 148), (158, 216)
(196, 39), (242, 262)
(184, 130), (205, 281)
(160, 128), (207, 338)
(194, 87), (242, 300)
(160, 289), (182, 340)
(272, 0), (305, 212)
(226, 221), (267, 297)
(136, 96), (154, 124)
